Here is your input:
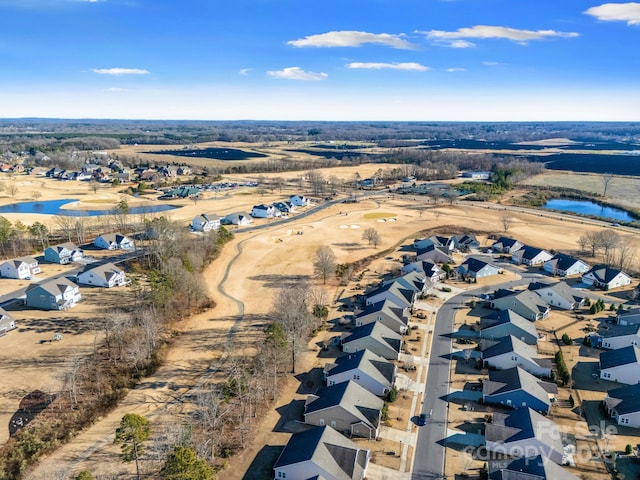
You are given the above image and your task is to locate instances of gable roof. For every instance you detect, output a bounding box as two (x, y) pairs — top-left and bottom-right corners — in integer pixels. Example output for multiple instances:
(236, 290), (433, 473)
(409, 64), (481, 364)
(584, 264), (629, 283)
(545, 253), (587, 272)
(7, 255), (38, 267)
(528, 281), (584, 305)
(481, 335), (537, 360)
(342, 322), (402, 354)
(365, 281), (414, 306)
(97, 232), (129, 245)
(195, 213), (220, 222)
(600, 345), (640, 370)
(26, 277), (78, 297)
(273, 426), (369, 480)
(305, 381), (383, 428)
(513, 245), (550, 261)
(483, 367), (557, 401)
(492, 237), (521, 249)
(48, 242), (80, 253)
(325, 350), (395, 386)
(355, 300), (408, 326)
(492, 289), (550, 318)
(80, 262), (124, 281)
(460, 257), (499, 274)
(598, 323), (640, 339)
(489, 455), (580, 480)
(480, 310), (538, 339)
(486, 408), (562, 450)
(606, 384), (640, 415)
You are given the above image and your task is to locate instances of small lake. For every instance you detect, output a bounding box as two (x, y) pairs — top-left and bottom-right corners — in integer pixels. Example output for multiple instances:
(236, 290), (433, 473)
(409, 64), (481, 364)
(0, 199), (177, 217)
(543, 199), (635, 222)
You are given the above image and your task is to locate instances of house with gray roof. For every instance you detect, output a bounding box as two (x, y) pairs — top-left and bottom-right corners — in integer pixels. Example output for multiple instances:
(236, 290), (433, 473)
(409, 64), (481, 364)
(25, 277), (81, 310)
(354, 299), (410, 334)
(489, 455), (580, 480)
(617, 308), (640, 327)
(222, 212), (252, 226)
(44, 242), (84, 265)
(191, 213), (221, 232)
(458, 257), (501, 280)
(415, 242), (454, 264)
(273, 425), (370, 480)
(94, 232), (134, 250)
(528, 281), (585, 310)
(304, 381), (384, 439)
(600, 345), (640, 384)
(365, 281), (416, 310)
(480, 310), (539, 345)
(0, 307), (16, 336)
(77, 262), (128, 288)
(450, 234), (480, 252)
(511, 246), (554, 266)
(401, 259), (445, 284)
(595, 324), (640, 350)
(341, 322), (402, 360)
(483, 367), (558, 414)
(491, 237), (523, 254)
(485, 408), (564, 465)
(490, 289), (551, 322)
(481, 335), (552, 378)
(582, 265), (631, 290)
(543, 253), (589, 277)
(604, 384), (640, 428)
(324, 349), (396, 397)
(414, 235), (452, 252)
(0, 256), (40, 279)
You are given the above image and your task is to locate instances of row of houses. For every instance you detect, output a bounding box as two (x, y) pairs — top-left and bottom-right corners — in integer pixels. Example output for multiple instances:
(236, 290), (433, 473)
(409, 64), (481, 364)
(275, 247), (435, 478)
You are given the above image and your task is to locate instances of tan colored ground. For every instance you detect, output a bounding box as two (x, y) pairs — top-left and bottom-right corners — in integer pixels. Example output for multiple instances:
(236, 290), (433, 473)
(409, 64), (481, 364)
(0, 170), (635, 479)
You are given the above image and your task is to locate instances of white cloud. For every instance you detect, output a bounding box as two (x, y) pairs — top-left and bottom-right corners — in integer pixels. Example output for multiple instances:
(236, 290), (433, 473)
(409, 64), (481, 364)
(483, 61), (500, 66)
(346, 62), (429, 71)
(267, 67), (328, 81)
(446, 67), (466, 72)
(419, 25), (579, 44)
(287, 30), (414, 49)
(92, 68), (150, 76)
(585, 3), (640, 25)
(448, 40), (475, 48)
(239, 68), (250, 76)
(104, 87), (128, 91)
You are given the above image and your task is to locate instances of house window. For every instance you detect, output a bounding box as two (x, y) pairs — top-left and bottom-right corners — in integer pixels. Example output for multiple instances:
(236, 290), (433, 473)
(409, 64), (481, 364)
(353, 374), (360, 380)
(511, 356), (518, 362)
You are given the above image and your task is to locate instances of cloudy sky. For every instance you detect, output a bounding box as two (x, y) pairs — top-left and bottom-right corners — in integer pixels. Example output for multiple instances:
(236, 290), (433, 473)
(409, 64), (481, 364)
(1, 0), (640, 120)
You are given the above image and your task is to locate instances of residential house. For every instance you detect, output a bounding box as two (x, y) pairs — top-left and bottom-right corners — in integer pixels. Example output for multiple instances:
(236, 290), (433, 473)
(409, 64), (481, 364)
(481, 335), (552, 377)
(583, 265), (632, 290)
(482, 367), (558, 414)
(415, 242), (454, 264)
(158, 165), (177, 178)
(94, 233), (135, 250)
(528, 281), (585, 310)
(354, 299), (410, 334)
(401, 259), (445, 284)
(304, 381), (384, 439)
(458, 257), (502, 280)
(382, 271), (430, 297)
(25, 277), (81, 310)
(600, 345), (640, 384)
(324, 349), (396, 397)
(0, 256), (41, 279)
(0, 308), (16, 336)
(511, 246), (554, 266)
(450, 234), (480, 252)
(273, 425), (370, 480)
(604, 383), (640, 428)
(177, 165), (191, 176)
(77, 262), (128, 288)
(341, 322), (402, 360)
(543, 253), (590, 277)
(491, 237), (523, 254)
(222, 212), (253, 226)
(289, 194), (311, 207)
(191, 213), (221, 232)
(251, 204), (280, 218)
(273, 201), (296, 214)
(596, 324), (640, 350)
(490, 289), (551, 322)
(617, 308), (640, 327)
(489, 455), (580, 480)
(365, 281), (416, 310)
(485, 408), (564, 465)
(480, 310), (539, 345)
(44, 242), (84, 265)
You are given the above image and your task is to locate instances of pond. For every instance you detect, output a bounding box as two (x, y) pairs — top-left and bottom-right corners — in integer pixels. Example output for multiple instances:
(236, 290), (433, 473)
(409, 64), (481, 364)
(0, 199), (178, 217)
(542, 199), (635, 222)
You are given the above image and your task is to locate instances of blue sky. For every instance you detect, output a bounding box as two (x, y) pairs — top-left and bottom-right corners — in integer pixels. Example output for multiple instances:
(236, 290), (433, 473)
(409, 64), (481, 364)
(1, 0), (640, 120)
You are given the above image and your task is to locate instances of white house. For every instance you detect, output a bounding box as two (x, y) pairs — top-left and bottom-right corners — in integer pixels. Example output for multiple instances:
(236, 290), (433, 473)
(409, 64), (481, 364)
(491, 237), (523, 254)
(401, 259), (445, 284)
(77, 262), (128, 288)
(511, 246), (554, 266)
(223, 212), (252, 226)
(251, 204), (280, 218)
(354, 299), (410, 334)
(617, 308), (640, 327)
(289, 194), (311, 207)
(582, 265), (632, 290)
(94, 233), (135, 250)
(543, 253), (590, 277)
(600, 345), (640, 384)
(365, 281), (415, 310)
(481, 335), (552, 378)
(604, 384), (640, 429)
(528, 281), (585, 310)
(191, 213), (221, 232)
(598, 324), (640, 350)
(324, 349), (396, 397)
(0, 256), (41, 279)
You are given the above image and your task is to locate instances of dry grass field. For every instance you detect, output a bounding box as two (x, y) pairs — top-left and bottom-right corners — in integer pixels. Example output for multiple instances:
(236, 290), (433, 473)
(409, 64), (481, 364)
(0, 153), (637, 478)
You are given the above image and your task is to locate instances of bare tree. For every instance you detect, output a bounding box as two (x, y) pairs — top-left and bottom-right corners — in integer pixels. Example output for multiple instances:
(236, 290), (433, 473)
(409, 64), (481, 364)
(6, 181), (17, 198)
(601, 174), (614, 197)
(313, 246), (336, 284)
(362, 227), (379, 246)
(579, 231), (602, 257)
(500, 215), (513, 233)
(370, 230), (381, 249)
(433, 209), (442, 221)
(615, 242), (636, 271)
(598, 229), (621, 265)
(53, 215), (75, 242)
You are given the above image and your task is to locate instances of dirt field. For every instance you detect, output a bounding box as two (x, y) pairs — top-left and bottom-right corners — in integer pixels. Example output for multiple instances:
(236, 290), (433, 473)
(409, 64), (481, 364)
(0, 169), (637, 478)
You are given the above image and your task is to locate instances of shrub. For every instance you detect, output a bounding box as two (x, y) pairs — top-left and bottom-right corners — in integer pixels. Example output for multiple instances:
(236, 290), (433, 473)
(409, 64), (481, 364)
(562, 333), (573, 345)
(387, 386), (399, 403)
(555, 350), (571, 386)
(76, 472), (94, 480)
(626, 444), (633, 455)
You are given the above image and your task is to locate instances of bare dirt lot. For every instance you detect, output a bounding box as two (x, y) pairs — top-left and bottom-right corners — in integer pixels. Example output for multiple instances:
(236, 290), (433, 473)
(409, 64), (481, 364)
(0, 167), (637, 479)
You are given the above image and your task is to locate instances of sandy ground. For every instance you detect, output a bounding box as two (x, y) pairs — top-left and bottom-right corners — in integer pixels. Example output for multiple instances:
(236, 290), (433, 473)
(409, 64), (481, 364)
(0, 172), (634, 479)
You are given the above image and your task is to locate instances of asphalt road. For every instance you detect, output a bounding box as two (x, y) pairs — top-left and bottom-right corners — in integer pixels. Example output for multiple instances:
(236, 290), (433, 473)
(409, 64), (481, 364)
(411, 267), (543, 479)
